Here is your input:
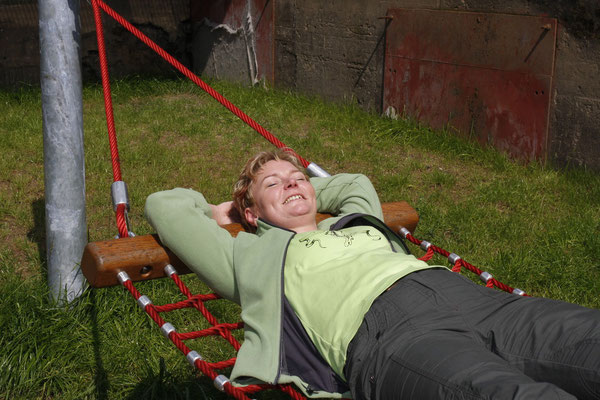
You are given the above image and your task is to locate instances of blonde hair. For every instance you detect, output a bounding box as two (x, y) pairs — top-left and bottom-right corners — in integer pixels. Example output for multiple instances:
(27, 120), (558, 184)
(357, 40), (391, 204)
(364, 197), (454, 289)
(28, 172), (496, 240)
(233, 150), (306, 231)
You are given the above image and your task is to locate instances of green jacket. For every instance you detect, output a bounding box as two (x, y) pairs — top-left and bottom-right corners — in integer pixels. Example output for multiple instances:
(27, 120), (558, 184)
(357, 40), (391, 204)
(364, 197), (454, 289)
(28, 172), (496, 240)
(144, 173), (411, 398)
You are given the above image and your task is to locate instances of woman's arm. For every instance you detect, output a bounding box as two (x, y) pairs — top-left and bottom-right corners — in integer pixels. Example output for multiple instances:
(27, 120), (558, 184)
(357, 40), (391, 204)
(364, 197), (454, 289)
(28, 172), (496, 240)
(209, 201), (242, 225)
(145, 188), (240, 303)
(311, 173), (384, 220)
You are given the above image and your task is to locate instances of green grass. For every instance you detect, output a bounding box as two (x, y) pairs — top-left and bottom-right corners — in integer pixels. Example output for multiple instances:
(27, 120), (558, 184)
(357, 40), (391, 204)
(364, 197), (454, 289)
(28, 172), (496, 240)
(1, 77), (599, 399)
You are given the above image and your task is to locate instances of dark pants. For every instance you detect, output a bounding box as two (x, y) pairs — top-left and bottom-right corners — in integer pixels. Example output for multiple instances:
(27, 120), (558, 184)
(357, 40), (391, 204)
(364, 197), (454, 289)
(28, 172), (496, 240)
(345, 269), (600, 400)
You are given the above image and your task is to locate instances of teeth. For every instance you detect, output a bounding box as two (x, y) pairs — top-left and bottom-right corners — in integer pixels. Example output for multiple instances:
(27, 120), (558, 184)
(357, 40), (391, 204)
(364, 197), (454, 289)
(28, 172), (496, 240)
(284, 195), (302, 204)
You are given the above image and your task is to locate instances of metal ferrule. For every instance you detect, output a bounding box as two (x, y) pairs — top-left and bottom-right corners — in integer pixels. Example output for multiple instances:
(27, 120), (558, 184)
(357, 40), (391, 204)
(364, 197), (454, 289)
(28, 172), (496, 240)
(186, 350), (203, 367)
(111, 181), (130, 211)
(114, 231), (136, 240)
(420, 240), (432, 251)
(164, 264), (177, 277)
(512, 288), (526, 296)
(137, 295), (152, 310)
(479, 271), (493, 283)
(399, 227), (411, 238)
(117, 271), (130, 284)
(448, 253), (462, 265)
(306, 162), (331, 178)
(213, 375), (230, 392)
(160, 322), (176, 338)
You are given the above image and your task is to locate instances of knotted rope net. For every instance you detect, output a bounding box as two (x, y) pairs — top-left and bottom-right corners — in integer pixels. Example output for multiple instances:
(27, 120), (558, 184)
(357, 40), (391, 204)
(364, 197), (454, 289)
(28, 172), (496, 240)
(116, 265), (304, 400)
(89, 1), (526, 398)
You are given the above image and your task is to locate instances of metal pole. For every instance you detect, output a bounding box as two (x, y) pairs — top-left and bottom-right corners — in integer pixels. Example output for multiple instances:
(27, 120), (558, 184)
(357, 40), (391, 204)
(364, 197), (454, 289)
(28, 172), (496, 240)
(39, 0), (87, 304)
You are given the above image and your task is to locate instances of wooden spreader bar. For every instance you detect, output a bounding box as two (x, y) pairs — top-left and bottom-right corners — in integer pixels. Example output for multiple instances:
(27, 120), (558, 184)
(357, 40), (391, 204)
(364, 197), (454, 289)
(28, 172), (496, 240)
(81, 201), (419, 288)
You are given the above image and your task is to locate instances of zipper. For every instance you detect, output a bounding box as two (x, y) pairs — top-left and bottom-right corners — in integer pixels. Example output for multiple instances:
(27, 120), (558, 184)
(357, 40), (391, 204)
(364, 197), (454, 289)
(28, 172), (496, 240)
(256, 217), (296, 384)
(274, 231), (295, 384)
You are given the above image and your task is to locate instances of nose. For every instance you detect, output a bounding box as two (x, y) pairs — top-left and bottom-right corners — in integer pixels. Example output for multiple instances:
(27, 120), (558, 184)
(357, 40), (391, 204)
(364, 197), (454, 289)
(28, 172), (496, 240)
(284, 177), (298, 189)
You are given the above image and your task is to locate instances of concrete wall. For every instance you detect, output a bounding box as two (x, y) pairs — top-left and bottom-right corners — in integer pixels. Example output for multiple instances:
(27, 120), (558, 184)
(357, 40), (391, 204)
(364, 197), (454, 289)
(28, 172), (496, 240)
(0, 2), (39, 86)
(189, 0), (274, 85)
(273, 0), (600, 171)
(1, 0), (598, 171)
(0, 0), (189, 86)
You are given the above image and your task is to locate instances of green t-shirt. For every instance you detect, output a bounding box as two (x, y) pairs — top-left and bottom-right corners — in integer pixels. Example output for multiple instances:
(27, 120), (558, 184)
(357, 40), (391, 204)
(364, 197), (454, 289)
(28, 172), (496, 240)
(284, 226), (433, 380)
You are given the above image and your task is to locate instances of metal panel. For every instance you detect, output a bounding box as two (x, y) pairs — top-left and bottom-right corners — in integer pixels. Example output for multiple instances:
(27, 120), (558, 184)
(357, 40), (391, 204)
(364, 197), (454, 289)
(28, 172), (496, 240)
(383, 9), (557, 161)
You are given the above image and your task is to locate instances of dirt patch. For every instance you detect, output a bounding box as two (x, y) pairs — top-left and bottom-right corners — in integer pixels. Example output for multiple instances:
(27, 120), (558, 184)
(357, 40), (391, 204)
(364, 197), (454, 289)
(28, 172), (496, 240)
(157, 130), (194, 150)
(496, 201), (511, 214)
(160, 92), (208, 105)
(0, 215), (38, 279)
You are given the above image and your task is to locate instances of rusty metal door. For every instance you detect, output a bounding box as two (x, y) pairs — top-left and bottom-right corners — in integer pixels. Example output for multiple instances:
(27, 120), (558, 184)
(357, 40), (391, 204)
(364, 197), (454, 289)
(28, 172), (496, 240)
(383, 9), (557, 161)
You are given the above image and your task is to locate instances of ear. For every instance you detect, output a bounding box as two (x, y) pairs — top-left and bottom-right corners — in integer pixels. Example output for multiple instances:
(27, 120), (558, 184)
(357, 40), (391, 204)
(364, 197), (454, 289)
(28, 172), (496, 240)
(244, 207), (259, 227)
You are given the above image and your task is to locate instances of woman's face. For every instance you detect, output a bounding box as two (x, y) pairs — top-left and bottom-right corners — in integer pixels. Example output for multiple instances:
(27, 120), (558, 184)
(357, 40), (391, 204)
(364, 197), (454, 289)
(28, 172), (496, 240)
(244, 159), (317, 232)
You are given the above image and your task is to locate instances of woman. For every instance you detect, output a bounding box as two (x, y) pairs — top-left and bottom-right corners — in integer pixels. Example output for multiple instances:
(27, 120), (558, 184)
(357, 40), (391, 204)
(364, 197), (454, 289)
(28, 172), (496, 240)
(145, 150), (600, 399)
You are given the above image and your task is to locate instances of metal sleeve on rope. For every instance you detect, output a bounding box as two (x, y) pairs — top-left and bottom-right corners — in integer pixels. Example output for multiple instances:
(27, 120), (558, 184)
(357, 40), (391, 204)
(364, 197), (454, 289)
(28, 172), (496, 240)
(114, 231), (136, 239)
(479, 271), (493, 283)
(186, 350), (203, 367)
(164, 264), (177, 277)
(111, 181), (130, 211)
(160, 322), (176, 338)
(394, 227), (527, 297)
(399, 227), (411, 239)
(420, 240), (432, 251)
(306, 162), (331, 178)
(117, 271), (130, 284)
(137, 295), (152, 310)
(213, 375), (230, 392)
(448, 253), (462, 265)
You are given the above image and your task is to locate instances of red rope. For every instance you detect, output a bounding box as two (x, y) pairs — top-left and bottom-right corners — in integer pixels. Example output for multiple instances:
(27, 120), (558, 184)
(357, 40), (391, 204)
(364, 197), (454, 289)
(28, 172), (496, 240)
(117, 227), (524, 399)
(92, 0), (309, 169)
(91, 0), (121, 182)
(91, 0), (314, 237)
(89, 2), (524, 396)
(118, 271), (306, 400)
(91, 0), (129, 238)
(403, 229), (527, 296)
(169, 272), (243, 350)
(115, 203), (129, 239)
(89, 2), (312, 396)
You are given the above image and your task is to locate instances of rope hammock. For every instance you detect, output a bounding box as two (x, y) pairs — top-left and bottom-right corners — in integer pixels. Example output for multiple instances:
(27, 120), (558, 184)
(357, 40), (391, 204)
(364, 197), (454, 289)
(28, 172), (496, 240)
(85, 0), (527, 398)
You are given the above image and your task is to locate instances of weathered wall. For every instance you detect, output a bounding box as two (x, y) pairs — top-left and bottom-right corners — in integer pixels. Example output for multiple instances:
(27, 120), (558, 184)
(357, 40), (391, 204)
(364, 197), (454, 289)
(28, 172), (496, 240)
(443, 0), (600, 170)
(189, 0), (274, 86)
(273, 0), (600, 171)
(1, 0), (598, 170)
(0, 0), (189, 86)
(275, 0), (438, 109)
(0, 2), (39, 86)
(0, 0), (269, 87)
(80, 0), (190, 82)
(534, 1), (600, 170)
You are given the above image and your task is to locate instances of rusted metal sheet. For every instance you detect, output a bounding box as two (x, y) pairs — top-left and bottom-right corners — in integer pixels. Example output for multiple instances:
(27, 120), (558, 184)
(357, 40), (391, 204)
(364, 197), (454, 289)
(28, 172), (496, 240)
(191, 0), (274, 83)
(383, 9), (557, 161)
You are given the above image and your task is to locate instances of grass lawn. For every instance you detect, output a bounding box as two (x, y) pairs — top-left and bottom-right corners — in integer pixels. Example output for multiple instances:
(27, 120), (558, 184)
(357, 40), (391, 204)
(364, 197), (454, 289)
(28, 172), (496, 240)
(1, 77), (599, 399)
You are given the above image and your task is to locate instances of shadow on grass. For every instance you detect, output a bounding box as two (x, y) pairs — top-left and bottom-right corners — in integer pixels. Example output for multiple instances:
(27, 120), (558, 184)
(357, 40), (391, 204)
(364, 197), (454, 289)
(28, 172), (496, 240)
(124, 359), (290, 400)
(125, 362), (229, 400)
(27, 197), (47, 275)
(89, 289), (110, 400)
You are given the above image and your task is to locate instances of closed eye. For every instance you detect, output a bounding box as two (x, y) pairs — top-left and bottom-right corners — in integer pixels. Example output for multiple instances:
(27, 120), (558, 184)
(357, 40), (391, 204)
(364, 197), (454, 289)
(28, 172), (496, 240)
(264, 178), (280, 187)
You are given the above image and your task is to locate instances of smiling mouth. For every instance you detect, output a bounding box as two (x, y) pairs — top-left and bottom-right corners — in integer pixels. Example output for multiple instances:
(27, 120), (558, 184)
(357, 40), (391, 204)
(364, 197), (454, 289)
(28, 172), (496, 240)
(283, 194), (303, 204)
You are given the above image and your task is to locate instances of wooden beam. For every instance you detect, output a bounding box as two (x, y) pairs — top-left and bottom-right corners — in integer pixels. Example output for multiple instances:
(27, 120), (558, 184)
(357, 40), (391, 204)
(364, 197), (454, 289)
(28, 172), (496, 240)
(81, 201), (419, 288)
